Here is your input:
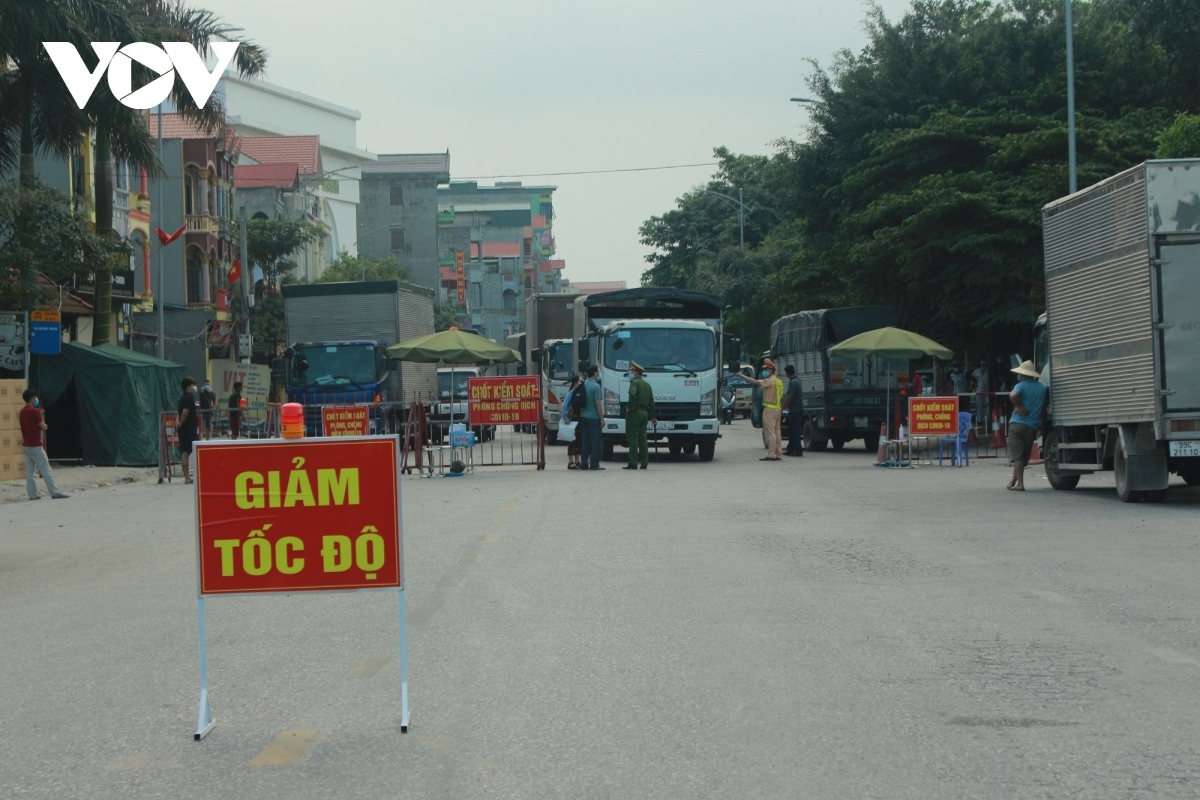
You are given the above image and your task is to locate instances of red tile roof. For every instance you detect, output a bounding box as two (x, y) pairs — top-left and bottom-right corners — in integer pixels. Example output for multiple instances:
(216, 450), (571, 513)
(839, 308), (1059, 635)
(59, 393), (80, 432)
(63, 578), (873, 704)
(440, 267), (457, 283)
(239, 135), (321, 175)
(147, 113), (224, 141)
(234, 163), (299, 189)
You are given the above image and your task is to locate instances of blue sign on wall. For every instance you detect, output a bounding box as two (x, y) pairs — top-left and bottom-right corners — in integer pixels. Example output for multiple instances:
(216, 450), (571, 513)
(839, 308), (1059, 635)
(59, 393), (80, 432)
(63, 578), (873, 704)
(30, 321), (61, 355)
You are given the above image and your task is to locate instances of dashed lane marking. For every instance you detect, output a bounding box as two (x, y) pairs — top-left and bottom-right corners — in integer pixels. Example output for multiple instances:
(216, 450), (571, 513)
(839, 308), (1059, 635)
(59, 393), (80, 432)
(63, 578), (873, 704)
(249, 730), (319, 766)
(343, 657), (390, 680)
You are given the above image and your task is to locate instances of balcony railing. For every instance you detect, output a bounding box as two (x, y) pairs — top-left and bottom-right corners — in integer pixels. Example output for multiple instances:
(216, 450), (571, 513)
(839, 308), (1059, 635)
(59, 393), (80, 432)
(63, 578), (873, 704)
(185, 215), (219, 236)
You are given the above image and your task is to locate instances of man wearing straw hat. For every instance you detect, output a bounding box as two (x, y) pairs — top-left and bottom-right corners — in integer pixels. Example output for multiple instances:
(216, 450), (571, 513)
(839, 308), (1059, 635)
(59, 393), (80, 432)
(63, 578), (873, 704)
(624, 361), (656, 470)
(1006, 360), (1048, 491)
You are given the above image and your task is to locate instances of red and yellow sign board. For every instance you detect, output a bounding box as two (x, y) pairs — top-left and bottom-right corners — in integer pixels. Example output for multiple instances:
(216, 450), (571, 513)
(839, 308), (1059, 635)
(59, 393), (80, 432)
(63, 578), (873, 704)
(162, 412), (179, 446)
(908, 397), (960, 436)
(455, 250), (466, 308)
(467, 376), (540, 425)
(194, 437), (401, 595)
(30, 310), (61, 322)
(321, 405), (369, 437)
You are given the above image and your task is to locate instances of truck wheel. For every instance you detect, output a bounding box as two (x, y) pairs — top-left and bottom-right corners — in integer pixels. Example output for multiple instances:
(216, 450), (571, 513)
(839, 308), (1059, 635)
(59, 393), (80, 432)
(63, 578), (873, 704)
(863, 432), (880, 452)
(1044, 432), (1080, 491)
(684, 443), (696, 455)
(802, 420), (817, 451)
(831, 437), (845, 451)
(1114, 438), (1143, 503)
(698, 441), (715, 462)
(1179, 466), (1200, 486)
(602, 442), (614, 462)
(668, 445), (681, 457)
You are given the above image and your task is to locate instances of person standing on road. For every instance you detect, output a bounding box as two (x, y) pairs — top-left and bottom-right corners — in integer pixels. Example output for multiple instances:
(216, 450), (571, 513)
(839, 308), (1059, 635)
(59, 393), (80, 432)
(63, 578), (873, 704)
(178, 377), (200, 484)
(227, 381), (243, 440)
(562, 374), (582, 469)
(972, 360), (991, 431)
(1006, 360), (1048, 491)
(199, 379), (216, 439)
(19, 389), (69, 500)
(579, 366), (605, 471)
(624, 361), (656, 470)
(745, 360), (784, 461)
(948, 361), (967, 396)
(782, 365), (804, 457)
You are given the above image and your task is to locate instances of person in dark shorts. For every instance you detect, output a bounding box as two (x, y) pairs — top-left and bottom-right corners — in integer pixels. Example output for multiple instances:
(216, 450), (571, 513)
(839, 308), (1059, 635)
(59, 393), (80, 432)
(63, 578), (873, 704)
(227, 381), (243, 440)
(1006, 360), (1048, 491)
(178, 377), (199, 483)
(198, 379), (216, 439)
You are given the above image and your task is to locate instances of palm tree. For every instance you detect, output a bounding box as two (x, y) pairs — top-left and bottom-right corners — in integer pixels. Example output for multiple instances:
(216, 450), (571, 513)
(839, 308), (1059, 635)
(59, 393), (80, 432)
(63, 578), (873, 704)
(89, 1), (266, 343)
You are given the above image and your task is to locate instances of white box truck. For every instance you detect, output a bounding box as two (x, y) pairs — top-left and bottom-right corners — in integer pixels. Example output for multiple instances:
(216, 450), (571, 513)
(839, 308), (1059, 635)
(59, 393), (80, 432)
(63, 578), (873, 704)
(1040, 160), (1200, 501)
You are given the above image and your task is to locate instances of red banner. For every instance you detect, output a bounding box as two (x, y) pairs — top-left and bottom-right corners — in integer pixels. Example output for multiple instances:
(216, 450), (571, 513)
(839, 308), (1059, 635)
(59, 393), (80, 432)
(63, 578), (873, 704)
(908, 397), (960, 436)
(467, 376), (540, 425)
(194, 438), (401, 595)
(455, 249), (466, 308)
(321, 405), (369, 437)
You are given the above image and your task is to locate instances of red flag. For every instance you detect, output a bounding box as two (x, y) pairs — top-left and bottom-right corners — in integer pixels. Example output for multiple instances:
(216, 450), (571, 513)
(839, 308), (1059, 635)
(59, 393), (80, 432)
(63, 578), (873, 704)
(155, 224), (187, 246)
(227, 259), (242, 285)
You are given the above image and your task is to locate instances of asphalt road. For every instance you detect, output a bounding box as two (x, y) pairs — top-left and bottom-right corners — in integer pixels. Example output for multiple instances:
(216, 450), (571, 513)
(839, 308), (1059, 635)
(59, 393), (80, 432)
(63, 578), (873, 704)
(2, 422), (1199, 799)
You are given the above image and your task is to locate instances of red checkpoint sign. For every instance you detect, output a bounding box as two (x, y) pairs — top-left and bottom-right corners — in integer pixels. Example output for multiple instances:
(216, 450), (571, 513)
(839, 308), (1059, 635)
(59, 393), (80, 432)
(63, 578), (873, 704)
(467, 376), (540, 425)
(194, 437), (401, 595)
(908, 397), (960, 436)
(321, 405), (369, 437)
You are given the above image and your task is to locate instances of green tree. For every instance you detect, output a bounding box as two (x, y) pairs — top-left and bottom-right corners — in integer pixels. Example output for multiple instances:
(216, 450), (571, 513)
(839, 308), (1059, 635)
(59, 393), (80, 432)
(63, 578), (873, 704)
(0, 181), (125, 309)
(317, 250), (412, 283)
(238, 218), (324, 291)
(1157, 113), (1200, 158)
(434, 304), (460, 332)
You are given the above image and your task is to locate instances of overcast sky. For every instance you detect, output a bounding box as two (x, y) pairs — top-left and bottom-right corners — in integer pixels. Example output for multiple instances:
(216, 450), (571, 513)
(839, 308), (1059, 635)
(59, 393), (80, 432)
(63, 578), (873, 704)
(202, 0), (913, 288)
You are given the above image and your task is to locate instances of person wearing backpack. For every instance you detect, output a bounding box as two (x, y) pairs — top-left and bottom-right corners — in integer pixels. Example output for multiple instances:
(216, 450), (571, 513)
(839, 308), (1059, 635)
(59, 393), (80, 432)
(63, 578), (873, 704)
(561, 374), (582, 469)
(578, 365), (605, 470)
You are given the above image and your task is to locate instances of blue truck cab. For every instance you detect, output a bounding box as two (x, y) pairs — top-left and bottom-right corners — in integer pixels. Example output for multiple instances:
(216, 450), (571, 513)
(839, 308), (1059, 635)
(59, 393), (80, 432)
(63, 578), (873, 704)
(285, 340), (391, 435)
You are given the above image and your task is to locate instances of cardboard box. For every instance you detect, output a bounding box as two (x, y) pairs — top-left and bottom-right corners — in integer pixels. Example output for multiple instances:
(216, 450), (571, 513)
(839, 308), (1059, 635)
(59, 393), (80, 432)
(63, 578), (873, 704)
(0, 454), (25, 477)
(1, 433), (25, 453)
(0, 380), (25, 405)
(0, 408), (19, 430)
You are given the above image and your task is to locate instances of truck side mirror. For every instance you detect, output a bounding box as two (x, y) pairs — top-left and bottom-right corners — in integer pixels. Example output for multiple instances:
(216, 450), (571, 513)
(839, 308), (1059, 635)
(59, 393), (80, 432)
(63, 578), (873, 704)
(578, 360), (591, 374)
(386, 359), (400, 371)
(728, 359), (741, 374)
(577, 339), (590, 361)
(531, 348), (542, 364)
(728, 340), (741, 362)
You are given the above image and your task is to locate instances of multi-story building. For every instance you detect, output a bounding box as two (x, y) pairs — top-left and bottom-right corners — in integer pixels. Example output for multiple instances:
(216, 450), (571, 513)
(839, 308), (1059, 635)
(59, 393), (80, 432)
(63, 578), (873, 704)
(435, 181), (565, 342)
(218, 74), (375, 267)
(358, 153), (451, 292)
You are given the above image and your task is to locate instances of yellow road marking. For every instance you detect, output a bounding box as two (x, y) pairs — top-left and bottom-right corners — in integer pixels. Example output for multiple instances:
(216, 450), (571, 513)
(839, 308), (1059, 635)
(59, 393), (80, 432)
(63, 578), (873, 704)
(249, 730), (318, 766)
(474, 553), (485, 563)
(499, 506), (514, 513)
(343, 657), (390, 680)
(485, 533), (499, 542)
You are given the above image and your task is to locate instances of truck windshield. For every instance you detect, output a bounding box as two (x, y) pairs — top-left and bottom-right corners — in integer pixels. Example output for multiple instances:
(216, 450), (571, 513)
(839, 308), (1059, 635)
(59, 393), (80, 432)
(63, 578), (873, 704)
(544, 342), (573, 381)
(438, 372), (472, 399)
(290, 345), (378, 387)
(605, 328), (715, 373)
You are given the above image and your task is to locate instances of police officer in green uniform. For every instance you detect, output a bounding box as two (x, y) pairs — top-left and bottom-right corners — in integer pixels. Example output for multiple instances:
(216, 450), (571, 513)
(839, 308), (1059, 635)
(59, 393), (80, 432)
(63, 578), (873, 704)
(624, 361), (657, 470)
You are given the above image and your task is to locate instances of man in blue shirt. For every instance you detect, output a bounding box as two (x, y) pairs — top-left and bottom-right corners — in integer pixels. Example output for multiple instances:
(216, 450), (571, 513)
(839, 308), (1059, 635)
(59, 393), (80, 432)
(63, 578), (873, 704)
(579, 366), (606, 471)
(1007, 360), (1048, 491)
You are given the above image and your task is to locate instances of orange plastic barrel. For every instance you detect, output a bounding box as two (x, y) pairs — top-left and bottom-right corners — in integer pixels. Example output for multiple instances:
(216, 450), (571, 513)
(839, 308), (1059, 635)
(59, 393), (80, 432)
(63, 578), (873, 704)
(281, 402), (304, 439)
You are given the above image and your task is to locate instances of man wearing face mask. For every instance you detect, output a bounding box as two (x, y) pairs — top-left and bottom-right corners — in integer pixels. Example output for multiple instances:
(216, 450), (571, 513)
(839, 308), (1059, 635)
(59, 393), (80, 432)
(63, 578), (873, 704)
(744, 360), (784, 460)
(20, 389), (69, 500)
(178, 377), (200, 484)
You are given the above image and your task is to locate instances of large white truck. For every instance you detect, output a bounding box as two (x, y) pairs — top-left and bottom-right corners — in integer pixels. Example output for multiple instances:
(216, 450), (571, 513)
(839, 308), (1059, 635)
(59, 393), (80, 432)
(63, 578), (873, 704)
(576, 289), (728, 462)
(1040, 159), (1200, 501)
(524, 293), (576, 442)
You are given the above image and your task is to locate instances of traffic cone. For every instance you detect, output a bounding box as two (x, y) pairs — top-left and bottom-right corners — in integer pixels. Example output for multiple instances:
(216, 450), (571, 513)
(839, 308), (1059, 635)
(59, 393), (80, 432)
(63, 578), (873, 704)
(876, 422), (888, 463)
(967, 424), (978, 446)
(1029, 439), (1043, 465)
(989, 408), (1005, 450)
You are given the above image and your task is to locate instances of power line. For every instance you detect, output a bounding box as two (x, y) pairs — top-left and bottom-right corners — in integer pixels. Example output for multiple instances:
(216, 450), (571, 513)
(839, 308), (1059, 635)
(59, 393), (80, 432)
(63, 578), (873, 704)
(456, 162), (719, 180)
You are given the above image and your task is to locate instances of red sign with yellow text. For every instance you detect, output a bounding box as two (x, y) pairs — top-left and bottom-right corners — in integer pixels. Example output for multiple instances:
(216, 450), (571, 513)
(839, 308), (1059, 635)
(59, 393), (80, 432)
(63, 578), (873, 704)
(467, 376), (540, 425)
(194, 437), (401, 595)
(908, 397), (960, 436)
(321, 405), (369, 437)
(455, 249), (466, 308)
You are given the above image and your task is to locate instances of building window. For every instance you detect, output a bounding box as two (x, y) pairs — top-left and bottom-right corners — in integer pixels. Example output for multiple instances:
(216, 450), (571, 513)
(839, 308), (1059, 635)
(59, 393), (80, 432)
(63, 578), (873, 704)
(390, 185), (403, 205)
(115, 161), (128, 190)
(503, 290), (517, 312)
(390, 229), (405, 250)
(184, 174), (195, 215)
(186, 249), (204, 304)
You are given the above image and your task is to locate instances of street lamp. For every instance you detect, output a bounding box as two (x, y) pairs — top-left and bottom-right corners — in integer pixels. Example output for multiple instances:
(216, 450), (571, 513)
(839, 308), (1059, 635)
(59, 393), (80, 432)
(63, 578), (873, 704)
(789, 97), (817, 105)
(1065, 0), (1078, 193)
(293, 166), (363, 280)
(349, 223), (397, 281)
(700, 188), (752, 249)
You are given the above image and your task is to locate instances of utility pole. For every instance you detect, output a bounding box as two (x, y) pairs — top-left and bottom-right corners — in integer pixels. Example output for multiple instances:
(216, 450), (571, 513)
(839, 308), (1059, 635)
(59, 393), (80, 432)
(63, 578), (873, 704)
(156, 106), (165, 360)
(239, 211), (251, 363)
(700, 189), (751, 248)
(1065, 0), (1078, 194)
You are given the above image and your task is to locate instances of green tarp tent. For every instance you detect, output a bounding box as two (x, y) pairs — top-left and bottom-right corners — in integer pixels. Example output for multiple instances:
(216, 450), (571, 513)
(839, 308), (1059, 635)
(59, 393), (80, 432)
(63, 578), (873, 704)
(33, 342), (186, 466)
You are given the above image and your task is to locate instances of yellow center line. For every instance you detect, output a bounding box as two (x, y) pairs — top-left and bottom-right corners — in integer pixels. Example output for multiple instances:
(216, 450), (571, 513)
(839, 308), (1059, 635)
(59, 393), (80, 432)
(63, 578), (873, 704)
(249, 730), (319, 766)
(485, 533), (499, 542)
(499, 506), (515, 513)
(343, 657), (390, 680)
(474, 553), (485, 563)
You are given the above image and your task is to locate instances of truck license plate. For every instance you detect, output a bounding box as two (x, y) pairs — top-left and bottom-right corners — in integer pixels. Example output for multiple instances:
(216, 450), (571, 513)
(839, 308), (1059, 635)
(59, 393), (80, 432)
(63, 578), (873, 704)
(1169, 440), (1200, 457)
(648, 421), (675, 431)
(854, 416), (869, 428)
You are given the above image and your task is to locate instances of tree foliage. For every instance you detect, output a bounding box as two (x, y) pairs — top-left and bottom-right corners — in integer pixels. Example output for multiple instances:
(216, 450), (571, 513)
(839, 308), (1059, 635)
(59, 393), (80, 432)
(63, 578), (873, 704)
(0, 181), (125, 309)
(640, 0), (1200, 359)
(317, 250), (412, 284)
(237, 218), (324, 291)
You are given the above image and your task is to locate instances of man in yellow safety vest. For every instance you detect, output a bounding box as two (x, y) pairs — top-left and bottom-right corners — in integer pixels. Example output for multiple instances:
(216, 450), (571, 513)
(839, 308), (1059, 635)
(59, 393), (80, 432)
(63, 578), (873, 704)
(744, 359), (784, 460)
